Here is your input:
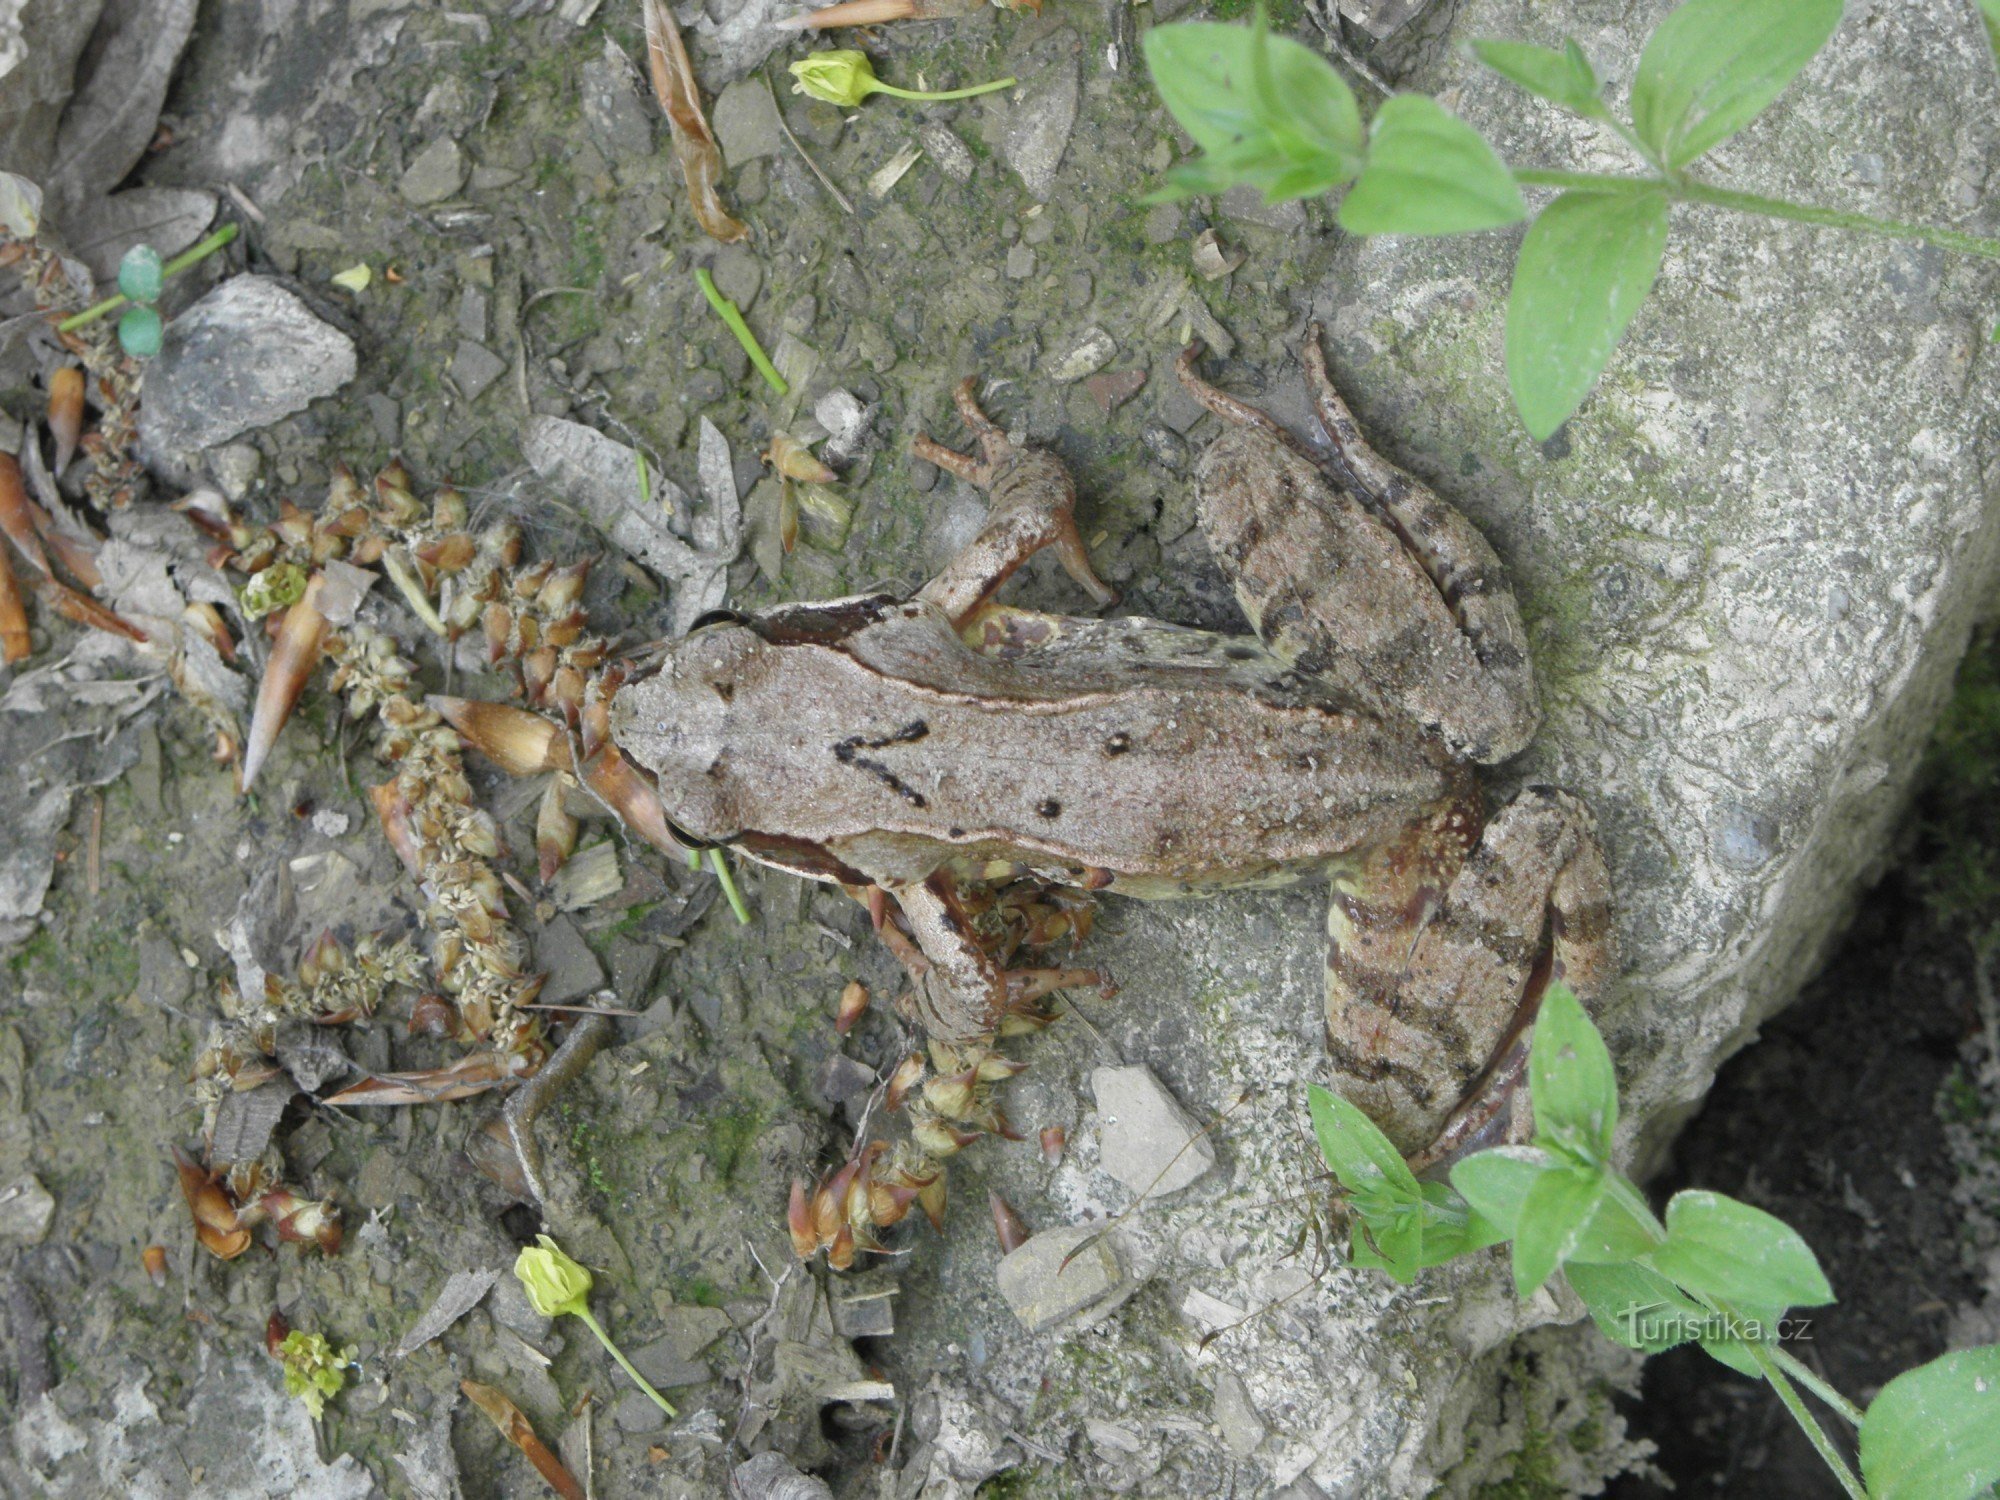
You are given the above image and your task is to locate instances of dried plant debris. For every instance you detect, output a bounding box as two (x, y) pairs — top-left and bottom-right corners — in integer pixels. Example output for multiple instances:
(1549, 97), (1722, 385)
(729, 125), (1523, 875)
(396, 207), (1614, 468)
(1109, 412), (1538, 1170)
(640, 0), (747, 244)
(396, 1268), (502, 1356)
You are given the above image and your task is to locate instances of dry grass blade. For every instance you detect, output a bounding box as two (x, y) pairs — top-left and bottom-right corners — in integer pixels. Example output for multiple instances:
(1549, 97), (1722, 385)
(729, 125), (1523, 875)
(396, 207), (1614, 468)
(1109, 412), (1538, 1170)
(640, 0), (747, 244)
(322, 1051), (515, 1106)
(0, 540), (26, 662)
(461, 1380), (588, 1500)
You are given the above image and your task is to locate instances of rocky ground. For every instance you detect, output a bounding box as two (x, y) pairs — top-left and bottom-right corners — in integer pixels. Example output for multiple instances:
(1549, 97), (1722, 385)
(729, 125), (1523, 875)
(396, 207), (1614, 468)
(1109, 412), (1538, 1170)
(0, 0), (1997, 1496)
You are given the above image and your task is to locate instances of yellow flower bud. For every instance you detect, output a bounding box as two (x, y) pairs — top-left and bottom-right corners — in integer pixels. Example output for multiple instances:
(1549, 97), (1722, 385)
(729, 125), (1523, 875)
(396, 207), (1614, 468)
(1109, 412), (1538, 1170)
(513, 1233), (592, 1318)
(789, 50), (880, 108)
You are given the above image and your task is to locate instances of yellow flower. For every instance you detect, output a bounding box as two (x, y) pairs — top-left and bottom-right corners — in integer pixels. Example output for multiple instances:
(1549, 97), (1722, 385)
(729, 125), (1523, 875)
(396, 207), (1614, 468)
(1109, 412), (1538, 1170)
(788, 49), (1015, 108)
(789, 49), (878, 108)
(514, 1233), (592, 1319)
(512, 1233), (677, 1417)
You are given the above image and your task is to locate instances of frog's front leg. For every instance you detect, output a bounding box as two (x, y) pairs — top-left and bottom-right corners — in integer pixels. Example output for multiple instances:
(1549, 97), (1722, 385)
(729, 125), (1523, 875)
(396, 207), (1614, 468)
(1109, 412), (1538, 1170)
(911, 378), (1118, 624)
(1326, 787), (1617, 1170)
(881, 872), (1107, 1043)
(1178, 329), (1538, 766)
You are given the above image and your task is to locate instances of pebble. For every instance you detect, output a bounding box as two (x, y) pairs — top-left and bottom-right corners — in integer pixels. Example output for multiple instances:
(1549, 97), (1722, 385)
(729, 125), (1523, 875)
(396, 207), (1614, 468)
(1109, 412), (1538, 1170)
(0, 1175), (54, 1246)
(1002, 56), (1079, 198)
(456, 286), (488, 341)
(1143, 203), (1182, 245)
(996, 1225), (1127, 1333)
(535, 914), (605, 1004)
(1212, 1369), (1268, 1457)
(1005, 244), (1036, 280)
(207, 442), (261, 501)
(138, 276), (356, 458)
(918, 121), (975, 182)
(612, 1388), (669, 1434)
(712, 77), (785, 165)
(399, 136), (466, 206)
(1219, 182), (1306, 232)
(580, 43), (654, 160)
(1084, 369), (1145, 415)
(449, 339), (507, 402)
(709, 243), (763, 310)
(1048, 325), (1115, 384)
(1091, 1063), (1217, 1196)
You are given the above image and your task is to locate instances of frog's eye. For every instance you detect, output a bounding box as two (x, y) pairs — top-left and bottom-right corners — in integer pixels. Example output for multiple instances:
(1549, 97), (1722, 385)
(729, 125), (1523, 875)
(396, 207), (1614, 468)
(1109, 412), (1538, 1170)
(688, 607), (750, 634)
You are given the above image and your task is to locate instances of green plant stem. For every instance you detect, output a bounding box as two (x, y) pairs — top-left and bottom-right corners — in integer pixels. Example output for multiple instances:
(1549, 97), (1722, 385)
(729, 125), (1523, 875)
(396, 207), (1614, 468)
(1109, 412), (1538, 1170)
(707, 847), (751, 924)
(1770, 1346), (1867, 1429)
(56, 224), (241, 333)
(1509, 167), (2000, 260)
(694, 266), (787, 395)
(868, 75), (1015, 102)
(1745, 1341), (1868, 1499)
(575, 1308), (677, 1417)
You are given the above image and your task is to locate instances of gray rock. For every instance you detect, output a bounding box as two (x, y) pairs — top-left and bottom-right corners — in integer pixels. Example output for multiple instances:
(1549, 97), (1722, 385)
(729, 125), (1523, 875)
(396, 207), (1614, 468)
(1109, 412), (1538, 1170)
(709, 243), (763, 310)
(1001, 56), (1078, 200)
(995, 1225), (1126, 1333)
(534, 915), (604, 1004)
(1005, 244), (1036, 280)
(1048, 326), (1115, 384)
(138, 277), (356, 458)
(207, 442), (261, 501)
(398, 136), (466, 205)
(732, 1452), (833, 1500)
(1091, 1064), (1216, 1197)
(0, 1174), (54, 1245)
(918, 122), (974, 183)
(1141, 422), (1188, 474)
(1220, 184), (1308, 232)
(713, 77), (784, 166)
(611, 1387), (669, 1434)
(1211, 1369), (1267, 1458)
(448, 339), (507, 402)
(579, 42), (653, 160)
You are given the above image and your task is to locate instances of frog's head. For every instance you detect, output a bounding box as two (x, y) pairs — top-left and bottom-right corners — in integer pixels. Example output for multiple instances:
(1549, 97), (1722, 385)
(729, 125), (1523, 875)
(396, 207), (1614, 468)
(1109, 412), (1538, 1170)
(605, 617), (767, 848)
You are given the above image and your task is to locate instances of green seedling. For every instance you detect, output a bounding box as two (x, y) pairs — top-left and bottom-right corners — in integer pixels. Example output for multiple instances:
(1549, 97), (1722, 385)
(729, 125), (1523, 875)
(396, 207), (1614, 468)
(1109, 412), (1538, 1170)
(695, 265), (787, 395)
(1144, 0), (2000, 439)
(274, 1329), (356, 1421)
(1310, 985), (2000, 1500)
(57, 224), (241, 358)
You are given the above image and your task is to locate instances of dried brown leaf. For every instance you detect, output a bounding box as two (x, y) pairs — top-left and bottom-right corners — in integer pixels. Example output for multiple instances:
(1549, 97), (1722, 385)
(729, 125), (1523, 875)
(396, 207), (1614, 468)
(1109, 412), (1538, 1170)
(461, 1380), (587, 1500)
(639, 0), (747, 244)
(322, 1051), (514, 1106)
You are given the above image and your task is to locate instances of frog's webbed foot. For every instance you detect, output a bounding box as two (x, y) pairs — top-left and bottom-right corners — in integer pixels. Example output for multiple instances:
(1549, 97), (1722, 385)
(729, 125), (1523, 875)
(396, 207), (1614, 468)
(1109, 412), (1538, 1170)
(911, 377), (1118, 624)
(1177, 333), (1539, 766)
(1325, 786), (1616, 1174)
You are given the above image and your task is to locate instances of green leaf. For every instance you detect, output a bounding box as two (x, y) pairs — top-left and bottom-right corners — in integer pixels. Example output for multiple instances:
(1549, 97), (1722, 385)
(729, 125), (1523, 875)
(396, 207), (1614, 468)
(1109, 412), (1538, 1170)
(117, 305), (163, 359)
(1629, 0), (1844, 169)
(1510, 1163), (1606, 1298)
(117, 243), (164, 305)
(1565, 1261), (1701, 1353)
(1645, 1190), (1835, 1320)
(1504, 187), (1669, 440)
(1308, 1082), (1421, 1205)
(1470, 38), (1605, 119)
(1414, 1179), (1508, 1264)
(1337, 94), (1526, 236)
(1143, 22), (1362, 204)
(1980, 0), (2000, 71)
(1565, 1180), (1660, 1265)
(1859, 1345), (2000, 1500)
(1451, 1145), (1555, 1238)
(1527, 982), (1618, 1163)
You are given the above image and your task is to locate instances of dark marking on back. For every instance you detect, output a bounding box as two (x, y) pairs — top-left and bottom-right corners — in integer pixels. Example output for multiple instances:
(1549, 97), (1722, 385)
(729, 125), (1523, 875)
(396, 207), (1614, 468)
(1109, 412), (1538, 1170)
(834, 720), (933, 808)
(1104, 732), (1131, 756)
(1036, 798), (1062, 820)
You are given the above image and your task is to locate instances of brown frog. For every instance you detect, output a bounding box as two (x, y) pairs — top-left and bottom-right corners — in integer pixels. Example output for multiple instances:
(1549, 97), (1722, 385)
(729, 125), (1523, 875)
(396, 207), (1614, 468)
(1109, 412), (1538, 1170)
(611, 325), (1615, 1172)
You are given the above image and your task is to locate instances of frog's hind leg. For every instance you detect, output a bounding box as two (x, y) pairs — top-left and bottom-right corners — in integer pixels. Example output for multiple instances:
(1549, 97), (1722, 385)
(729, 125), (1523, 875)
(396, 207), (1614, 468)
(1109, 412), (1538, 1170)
(1326, 787), (1616, 1169)
(1297, 325), (1538, 762)
(1176, 334), (1538, 766)
(911, 377), (1118, 623)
